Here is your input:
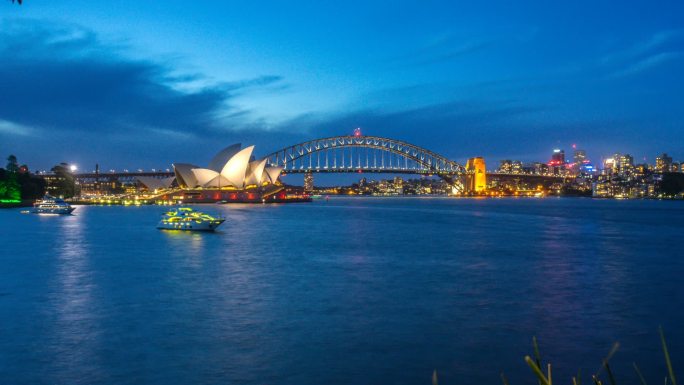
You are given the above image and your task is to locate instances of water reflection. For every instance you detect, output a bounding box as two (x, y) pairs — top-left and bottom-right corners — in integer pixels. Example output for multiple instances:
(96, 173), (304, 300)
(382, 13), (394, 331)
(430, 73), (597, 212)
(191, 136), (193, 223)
(49, 206), (103, 382)
(2, 199), (682, 385)
(160, 230), (208, 267)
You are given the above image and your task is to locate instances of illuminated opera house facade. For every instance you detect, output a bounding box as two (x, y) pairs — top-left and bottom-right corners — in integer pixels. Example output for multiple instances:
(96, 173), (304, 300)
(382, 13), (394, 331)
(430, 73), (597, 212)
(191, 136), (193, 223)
(137, 144), (297, 203)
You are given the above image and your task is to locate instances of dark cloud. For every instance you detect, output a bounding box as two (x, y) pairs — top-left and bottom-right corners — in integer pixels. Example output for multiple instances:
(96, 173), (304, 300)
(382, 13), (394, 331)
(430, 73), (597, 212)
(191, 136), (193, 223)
(0, 19), (282, 139)
(0, 19), (288, 168)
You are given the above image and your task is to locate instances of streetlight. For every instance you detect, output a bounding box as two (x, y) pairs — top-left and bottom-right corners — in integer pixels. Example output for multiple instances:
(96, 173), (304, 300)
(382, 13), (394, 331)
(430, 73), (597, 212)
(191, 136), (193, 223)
(70, 165), (78, 172)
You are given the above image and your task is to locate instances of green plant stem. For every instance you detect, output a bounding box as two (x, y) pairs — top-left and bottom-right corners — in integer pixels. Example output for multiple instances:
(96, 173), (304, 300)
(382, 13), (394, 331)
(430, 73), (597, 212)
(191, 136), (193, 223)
(634, 362), (649, 385)
(525, 356), (550, 385)
(660, 327), (677, 385)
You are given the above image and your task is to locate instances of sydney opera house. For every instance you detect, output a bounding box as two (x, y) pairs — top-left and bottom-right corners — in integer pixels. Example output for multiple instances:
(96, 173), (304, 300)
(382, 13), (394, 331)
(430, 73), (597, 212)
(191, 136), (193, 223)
(136, 144), (299, 203)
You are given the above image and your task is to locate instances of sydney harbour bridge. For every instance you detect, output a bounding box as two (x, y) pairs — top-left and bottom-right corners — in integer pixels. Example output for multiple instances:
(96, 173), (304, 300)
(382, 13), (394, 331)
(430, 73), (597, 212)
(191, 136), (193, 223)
(74, 132), (562, 194)
(263, 134), (466, 181)
(76, 133), (470, 187)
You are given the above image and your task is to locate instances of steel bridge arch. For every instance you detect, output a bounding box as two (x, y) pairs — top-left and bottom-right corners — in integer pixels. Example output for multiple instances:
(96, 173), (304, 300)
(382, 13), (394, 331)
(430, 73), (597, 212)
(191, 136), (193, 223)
(263, 135), (466, 184)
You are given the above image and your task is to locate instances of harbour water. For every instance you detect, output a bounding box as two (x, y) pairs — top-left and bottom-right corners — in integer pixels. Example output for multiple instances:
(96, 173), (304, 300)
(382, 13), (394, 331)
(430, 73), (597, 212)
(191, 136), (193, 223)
(1, 197), (683, 384)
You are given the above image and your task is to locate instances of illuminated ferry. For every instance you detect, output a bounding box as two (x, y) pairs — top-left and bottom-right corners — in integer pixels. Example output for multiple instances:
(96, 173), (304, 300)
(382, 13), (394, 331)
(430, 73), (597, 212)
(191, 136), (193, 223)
(32, 194), (75, 215)
(157, 207), (225, 231)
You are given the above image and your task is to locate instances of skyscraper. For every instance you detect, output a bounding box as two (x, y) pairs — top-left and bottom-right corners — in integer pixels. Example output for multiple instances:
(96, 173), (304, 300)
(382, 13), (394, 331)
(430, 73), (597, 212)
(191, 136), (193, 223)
(617, 154), (634, 174)
(549, 149), (565, 175)
(498, 160), (513, 173)
(573, 149), (586, 173)
(552, 149), (565, 164)
(573, 149), (586, 164)
(656, 153), (673, 172)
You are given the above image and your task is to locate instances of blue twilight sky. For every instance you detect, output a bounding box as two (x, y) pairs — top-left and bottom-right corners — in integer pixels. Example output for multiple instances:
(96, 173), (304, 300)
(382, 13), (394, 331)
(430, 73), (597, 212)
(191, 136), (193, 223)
(1, 0), (683, 173)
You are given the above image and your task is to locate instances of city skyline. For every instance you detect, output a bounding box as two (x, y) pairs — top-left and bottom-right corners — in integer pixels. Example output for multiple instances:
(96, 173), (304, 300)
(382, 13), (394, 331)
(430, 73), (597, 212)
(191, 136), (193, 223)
(1, 1), (683, 170)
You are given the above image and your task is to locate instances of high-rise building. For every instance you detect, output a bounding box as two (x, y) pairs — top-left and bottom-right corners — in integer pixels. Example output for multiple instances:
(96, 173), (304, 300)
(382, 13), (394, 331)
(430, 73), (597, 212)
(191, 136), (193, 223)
(551, 149), (565, 164)
(465, 157), (487, 193)
(635, 163), (649, 175)
(304, 172), (314, 192)
(498, 160), (513, 173)
(603, 157), (616, 175)
(498, 160), (522, 174)
(601, 154), (634, 175)
(656, 153), (673, 172)
(572, 149), (587, 174)
(617, 154), (634, 174)
(550, 149), (565, 175)
(533, 162), (549, 175)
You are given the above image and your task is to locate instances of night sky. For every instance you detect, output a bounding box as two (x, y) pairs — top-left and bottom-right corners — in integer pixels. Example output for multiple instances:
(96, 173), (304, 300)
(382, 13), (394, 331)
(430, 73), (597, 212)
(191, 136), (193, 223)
(1, 1), (683, 173)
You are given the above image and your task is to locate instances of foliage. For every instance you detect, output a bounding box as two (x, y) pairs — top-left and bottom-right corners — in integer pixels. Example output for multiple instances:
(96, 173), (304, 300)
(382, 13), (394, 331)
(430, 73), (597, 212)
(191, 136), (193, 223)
(0, 173), (21, 201)
(6, 154), (19, 173)
(0, 155), (46, 201)
(49, 163), (77, 198)
(659, 173), (684, 196)
(0, 156), (22, 201)
(521, 329), (676, 385)
(431, 328), (677, 385)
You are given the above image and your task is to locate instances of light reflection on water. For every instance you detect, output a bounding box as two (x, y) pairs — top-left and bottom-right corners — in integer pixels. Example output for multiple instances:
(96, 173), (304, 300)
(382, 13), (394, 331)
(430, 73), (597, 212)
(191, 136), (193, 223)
(50, 207), (104, 383)
(0, 198), (683, 385)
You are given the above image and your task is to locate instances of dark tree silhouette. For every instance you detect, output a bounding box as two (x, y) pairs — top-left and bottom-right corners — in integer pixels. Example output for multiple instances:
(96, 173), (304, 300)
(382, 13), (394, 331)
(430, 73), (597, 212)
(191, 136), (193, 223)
(50, 163), (77, 198)
(6, 155), (19, 173)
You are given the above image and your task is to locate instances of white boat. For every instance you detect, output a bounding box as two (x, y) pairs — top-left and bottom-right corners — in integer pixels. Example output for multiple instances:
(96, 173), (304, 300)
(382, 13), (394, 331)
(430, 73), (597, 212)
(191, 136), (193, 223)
(157, 207), (225, 231)
(32, 194), (75, 215)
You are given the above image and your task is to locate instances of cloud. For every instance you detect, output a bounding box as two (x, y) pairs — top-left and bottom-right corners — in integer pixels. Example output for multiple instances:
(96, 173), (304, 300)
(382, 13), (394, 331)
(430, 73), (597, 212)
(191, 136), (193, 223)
(601, 30), (683, 64)
(610, 51), (684, 78)
(387, 32), (493, 68)
(0, 19), (283, 141)
(413, 40), (492, 66)
(0, 119), (34, 136)
(603, 30), (684, 78)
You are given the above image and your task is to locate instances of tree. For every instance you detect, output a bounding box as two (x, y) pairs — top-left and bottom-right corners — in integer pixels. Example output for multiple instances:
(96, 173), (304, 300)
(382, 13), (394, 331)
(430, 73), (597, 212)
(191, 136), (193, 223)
(0, 173), (21, 201)
(660, 173), (684, 196)
(6, 155), (19, 173)
(0, 156), (44, 202)
(50, 163), (77, 198)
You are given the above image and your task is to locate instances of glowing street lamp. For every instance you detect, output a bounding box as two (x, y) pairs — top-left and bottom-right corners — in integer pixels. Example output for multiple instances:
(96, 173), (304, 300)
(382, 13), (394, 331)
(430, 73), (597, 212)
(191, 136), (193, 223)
(70, 165), (78, 172)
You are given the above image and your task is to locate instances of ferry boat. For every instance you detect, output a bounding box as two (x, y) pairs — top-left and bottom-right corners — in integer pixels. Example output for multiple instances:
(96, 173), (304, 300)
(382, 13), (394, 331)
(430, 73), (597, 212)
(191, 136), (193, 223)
(157, 207), (225, 231)
(32, 194), (75, 215)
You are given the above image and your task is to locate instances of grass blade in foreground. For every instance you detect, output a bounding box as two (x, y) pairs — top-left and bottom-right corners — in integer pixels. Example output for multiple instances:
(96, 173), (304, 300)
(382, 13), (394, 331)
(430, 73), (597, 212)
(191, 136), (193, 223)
(660, 327), (677, 385)
(634, 362), (649, 385)
(525, 355), (551, 385)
